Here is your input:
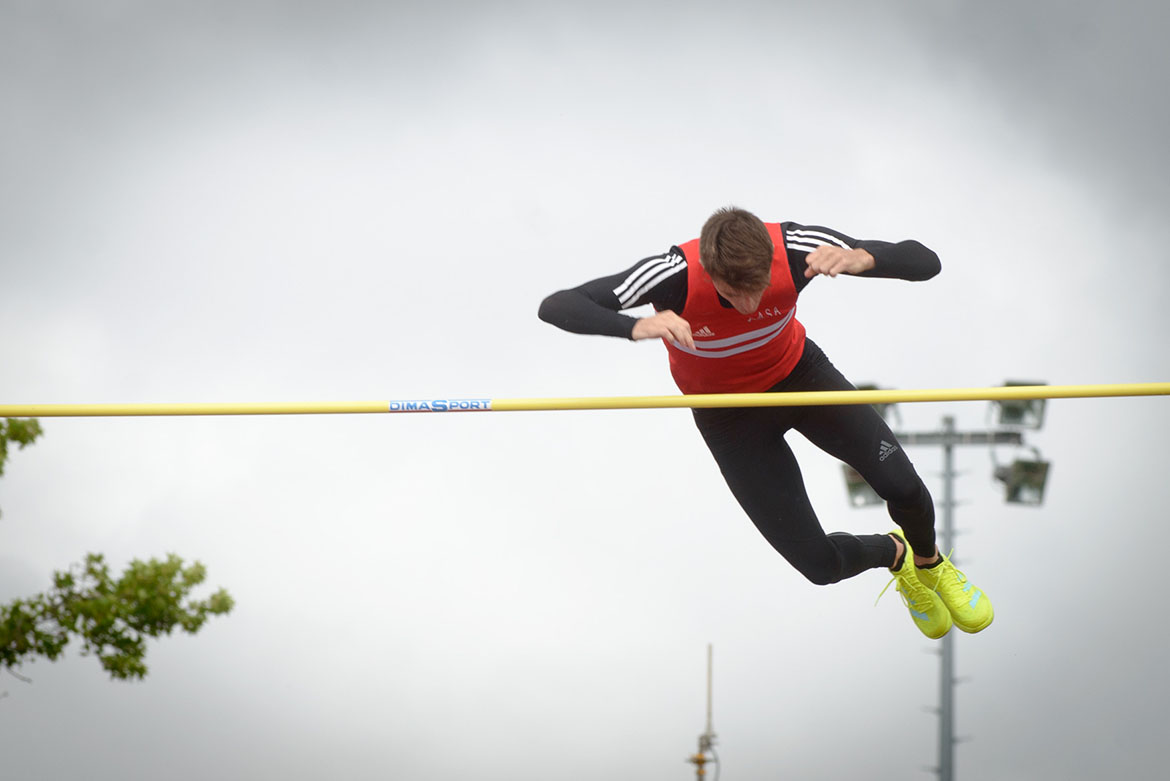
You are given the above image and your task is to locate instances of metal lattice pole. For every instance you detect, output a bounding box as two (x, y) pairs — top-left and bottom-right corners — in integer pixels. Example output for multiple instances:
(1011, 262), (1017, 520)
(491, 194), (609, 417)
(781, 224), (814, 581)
(896, 417), (1016, 781)
(938, 416), (956, 781)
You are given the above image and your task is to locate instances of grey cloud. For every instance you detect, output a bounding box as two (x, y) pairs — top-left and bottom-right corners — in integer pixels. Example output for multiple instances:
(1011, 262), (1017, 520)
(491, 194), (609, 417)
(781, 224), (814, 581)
(895, 0), (1170, 212)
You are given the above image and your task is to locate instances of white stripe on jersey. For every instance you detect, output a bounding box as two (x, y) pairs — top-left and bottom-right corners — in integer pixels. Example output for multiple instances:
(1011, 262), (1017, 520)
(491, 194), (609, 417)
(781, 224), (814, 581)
(613, 252), (685, 308)
(786, 228), (850, 250)
(672, 309), (796, 358)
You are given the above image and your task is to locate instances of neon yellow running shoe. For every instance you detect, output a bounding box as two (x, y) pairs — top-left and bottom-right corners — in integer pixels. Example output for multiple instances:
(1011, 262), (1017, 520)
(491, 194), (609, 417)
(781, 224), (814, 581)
(880, 532), (952, 640)
(916, 552), (994, 634)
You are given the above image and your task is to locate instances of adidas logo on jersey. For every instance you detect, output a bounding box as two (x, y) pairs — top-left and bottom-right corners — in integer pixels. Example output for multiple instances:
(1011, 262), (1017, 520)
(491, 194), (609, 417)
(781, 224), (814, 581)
(693, 326), (716, 337)
(878, 440), (899, 461)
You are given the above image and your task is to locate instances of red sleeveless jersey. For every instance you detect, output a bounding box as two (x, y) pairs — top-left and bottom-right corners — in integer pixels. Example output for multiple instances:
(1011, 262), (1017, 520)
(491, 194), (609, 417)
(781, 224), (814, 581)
(664, 223), (807, 394)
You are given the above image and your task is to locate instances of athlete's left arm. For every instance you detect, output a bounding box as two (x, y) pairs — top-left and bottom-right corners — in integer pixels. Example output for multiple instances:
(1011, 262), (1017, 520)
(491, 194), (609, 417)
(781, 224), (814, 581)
(782, 222), (941, 287)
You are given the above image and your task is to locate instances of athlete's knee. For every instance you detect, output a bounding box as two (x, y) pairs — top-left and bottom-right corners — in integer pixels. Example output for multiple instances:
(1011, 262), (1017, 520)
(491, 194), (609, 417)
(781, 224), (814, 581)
(782, 538), (846, 586)
(877, 471), (931, 508)
(785, 531), (894, 585)
(797, 565), (844, 586)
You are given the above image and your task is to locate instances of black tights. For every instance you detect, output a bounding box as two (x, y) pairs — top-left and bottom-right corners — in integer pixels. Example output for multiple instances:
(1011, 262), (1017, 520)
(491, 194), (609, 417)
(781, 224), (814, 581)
(692, 340), (936, 585)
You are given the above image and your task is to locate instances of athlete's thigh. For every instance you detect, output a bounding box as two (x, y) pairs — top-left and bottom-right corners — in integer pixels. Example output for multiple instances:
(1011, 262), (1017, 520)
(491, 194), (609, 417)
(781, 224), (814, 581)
(796, 400), (897, 472)
(795, 399), (926, 510)
(787, 353), (917, 491)
(693, 407), (824, 541)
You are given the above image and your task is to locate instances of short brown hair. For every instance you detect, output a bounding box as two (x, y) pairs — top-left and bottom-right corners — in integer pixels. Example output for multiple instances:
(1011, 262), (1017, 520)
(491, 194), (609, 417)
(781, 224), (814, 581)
(699, 207), (774, 291)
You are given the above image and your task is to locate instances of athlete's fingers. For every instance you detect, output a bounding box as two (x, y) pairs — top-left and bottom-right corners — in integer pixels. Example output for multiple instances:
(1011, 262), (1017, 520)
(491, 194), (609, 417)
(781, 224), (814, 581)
(633, 314), (668, 341)
(665, 314), (693, 349)
(805, 261), (839, 278)
(804, 246), (832, 277)
(805, 246), (861, 277)
(633, 311), (692, 348)
(656, 311), (692, 348)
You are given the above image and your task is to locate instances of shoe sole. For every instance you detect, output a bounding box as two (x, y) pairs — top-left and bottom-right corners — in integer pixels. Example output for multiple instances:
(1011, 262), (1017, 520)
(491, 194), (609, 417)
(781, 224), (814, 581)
(920, 622), (952, 640)
(953, 609), (994, 634)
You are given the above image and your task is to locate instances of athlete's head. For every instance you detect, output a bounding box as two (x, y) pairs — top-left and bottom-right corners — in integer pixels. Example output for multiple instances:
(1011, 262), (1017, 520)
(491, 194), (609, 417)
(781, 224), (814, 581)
(699, 207), (773, 314)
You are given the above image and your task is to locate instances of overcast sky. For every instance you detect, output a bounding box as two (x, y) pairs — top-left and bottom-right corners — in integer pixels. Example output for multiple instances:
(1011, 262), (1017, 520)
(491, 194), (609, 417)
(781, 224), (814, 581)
(2, 2), (1169, 780)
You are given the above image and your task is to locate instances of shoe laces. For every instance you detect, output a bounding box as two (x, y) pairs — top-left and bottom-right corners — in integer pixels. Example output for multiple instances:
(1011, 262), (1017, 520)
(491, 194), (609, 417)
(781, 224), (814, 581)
(876, 565), (932, 609)
(931, 551), (971, 592)
(926, 549), (964, 579)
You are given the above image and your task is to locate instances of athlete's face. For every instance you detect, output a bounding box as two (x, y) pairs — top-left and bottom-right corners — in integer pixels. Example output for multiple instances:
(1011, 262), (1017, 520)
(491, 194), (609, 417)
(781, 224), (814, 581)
(711, 277), (768, 315)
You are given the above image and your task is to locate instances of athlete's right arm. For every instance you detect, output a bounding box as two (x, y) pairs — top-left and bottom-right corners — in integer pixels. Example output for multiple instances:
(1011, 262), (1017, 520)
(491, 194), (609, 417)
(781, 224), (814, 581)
(538, 250), (690, 344)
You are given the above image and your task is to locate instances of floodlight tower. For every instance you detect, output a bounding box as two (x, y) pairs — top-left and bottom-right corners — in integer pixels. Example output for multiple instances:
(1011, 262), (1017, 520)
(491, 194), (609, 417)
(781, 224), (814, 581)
(686, 644), (718, 780)
(842, 381), (1051, 781)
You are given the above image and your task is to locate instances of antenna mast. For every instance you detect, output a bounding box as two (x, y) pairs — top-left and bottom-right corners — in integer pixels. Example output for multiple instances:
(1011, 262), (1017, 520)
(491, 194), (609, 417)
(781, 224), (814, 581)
(686, 644), (718, 779)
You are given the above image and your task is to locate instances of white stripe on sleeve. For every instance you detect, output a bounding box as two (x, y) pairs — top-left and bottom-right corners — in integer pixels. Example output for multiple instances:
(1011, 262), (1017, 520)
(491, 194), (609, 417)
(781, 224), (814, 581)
(613, 252), (685, 307)
(786, 228), (850, 250)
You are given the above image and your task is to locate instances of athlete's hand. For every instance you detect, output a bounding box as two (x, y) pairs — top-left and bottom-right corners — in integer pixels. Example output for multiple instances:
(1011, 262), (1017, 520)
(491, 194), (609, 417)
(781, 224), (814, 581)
(804, 246), (875, 278)
(631, 310), (694, 349)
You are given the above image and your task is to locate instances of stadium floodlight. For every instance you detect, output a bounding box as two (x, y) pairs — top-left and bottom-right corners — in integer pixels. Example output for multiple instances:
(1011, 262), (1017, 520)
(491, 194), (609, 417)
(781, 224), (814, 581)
(994, 458), (1050, 506)
(993, 380), (1048, 429)
(842, 464), (883, 507)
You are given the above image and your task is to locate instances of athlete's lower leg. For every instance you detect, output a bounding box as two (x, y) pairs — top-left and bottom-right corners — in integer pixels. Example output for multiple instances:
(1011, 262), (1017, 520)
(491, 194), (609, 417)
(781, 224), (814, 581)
(889, 533), (939, 567)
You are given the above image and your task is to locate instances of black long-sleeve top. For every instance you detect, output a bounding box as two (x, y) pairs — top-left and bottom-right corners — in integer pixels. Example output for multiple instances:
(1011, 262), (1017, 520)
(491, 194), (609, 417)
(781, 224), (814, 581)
(538, 221), (940, 338)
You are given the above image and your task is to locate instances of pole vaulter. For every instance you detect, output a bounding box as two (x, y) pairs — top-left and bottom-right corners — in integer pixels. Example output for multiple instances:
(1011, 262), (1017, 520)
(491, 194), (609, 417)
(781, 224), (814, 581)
(531, 206), (1169, 643)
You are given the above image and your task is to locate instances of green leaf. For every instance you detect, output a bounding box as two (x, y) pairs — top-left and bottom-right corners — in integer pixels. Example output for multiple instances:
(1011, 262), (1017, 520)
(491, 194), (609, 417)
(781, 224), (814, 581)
(1, 553), (234, 682)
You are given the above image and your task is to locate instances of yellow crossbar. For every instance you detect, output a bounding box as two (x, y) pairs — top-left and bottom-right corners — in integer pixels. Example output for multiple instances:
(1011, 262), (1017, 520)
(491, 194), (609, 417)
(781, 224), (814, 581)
(1, 383), (1168, 417)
